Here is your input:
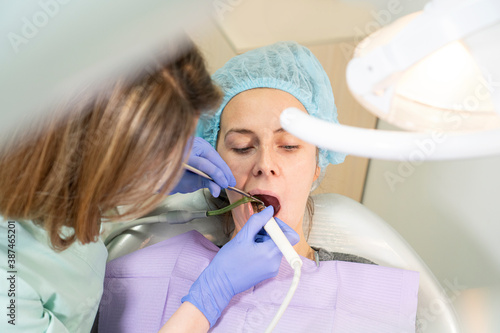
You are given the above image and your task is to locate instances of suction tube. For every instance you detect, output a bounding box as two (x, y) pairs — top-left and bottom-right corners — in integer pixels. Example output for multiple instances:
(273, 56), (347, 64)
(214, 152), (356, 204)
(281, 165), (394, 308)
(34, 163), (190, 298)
(263, 217), (303, 332)
(264, 218), (303, 270)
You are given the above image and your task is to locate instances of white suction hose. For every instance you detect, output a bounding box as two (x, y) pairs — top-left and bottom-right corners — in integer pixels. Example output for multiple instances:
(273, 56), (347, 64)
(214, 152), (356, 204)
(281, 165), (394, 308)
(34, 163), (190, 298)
(263, 217), (303, 333)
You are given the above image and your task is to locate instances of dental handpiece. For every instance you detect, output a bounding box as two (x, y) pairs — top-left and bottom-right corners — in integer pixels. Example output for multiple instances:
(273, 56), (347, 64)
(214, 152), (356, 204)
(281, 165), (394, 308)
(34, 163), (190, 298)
(183, 163), (265, 206)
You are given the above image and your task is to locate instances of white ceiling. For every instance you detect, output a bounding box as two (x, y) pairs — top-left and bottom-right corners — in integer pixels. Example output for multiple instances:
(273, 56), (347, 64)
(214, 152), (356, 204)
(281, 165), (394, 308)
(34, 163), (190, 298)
(214, 0), (429, 52)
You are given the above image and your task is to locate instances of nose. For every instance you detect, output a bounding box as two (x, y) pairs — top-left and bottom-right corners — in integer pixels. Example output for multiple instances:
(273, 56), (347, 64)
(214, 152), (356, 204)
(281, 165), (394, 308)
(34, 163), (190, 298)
(252, 147), (279, 177)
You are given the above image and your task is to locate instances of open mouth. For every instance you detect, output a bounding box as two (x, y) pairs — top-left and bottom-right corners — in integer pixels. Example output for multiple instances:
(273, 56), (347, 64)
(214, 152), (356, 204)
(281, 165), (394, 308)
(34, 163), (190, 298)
(252, 194), (281, 216)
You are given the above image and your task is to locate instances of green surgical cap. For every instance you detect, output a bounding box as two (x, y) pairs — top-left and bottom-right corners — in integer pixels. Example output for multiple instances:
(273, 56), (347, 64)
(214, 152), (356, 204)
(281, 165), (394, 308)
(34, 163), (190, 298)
(196, 41), (346, 169)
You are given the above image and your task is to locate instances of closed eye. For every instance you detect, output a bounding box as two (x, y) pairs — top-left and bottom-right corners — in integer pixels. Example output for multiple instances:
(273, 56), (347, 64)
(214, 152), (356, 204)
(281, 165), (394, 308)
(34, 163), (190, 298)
(233, 147), (253, 154)
(281, 145), (299, 151)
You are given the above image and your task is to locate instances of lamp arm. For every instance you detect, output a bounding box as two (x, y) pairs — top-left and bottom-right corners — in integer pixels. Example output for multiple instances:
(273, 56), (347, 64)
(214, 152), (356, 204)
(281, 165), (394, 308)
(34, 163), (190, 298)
(281, 107), (500, 161)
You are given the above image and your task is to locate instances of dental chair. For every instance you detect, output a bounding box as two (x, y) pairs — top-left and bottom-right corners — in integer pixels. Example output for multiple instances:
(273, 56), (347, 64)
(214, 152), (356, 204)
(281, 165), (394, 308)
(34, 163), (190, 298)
(103, 191), (461, 333)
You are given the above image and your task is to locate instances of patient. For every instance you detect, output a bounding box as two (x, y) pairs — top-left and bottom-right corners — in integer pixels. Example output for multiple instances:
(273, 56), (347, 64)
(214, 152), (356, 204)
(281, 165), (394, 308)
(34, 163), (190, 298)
(203, 85), (373, 265)
(98, 41), (419, 332)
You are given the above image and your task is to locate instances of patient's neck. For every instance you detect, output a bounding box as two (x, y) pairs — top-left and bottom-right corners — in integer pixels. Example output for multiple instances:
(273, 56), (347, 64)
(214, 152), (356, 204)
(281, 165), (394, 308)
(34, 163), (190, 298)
(293, 225), (315, 261)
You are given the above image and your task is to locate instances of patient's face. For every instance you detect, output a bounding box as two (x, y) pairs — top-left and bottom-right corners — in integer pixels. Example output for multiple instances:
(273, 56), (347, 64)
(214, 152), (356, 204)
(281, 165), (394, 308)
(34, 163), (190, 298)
(217, 88), (320, 234)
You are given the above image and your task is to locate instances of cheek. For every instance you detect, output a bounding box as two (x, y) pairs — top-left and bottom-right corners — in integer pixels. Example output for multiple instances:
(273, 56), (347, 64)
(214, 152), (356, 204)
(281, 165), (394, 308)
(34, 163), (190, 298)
(233, 164), (251, 181)
(277, 151), (317, 222)
(287, 150), (317, 183)
(221, 154), (252, 187)
(219, 158), (241, 205)
(226, 188), (239, 205)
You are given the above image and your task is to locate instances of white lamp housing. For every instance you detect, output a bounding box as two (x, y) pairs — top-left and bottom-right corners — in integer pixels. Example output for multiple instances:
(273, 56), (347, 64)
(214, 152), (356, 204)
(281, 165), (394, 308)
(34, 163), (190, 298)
(281, 0), (500, 161)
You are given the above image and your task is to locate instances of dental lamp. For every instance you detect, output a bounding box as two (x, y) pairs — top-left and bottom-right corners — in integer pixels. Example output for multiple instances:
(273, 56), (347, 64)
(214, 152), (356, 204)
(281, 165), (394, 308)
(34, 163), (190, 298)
(280, 0), (500, 161)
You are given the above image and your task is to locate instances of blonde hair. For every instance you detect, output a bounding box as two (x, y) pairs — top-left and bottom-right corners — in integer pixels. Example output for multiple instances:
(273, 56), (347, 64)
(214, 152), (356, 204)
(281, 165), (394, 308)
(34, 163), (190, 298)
(0, 41), (221, 251)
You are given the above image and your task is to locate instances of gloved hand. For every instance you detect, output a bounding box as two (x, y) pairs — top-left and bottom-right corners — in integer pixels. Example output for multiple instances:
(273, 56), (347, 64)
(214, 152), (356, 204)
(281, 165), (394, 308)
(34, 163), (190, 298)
(181, 206), (300, 327)
(170, 137), (236, 197)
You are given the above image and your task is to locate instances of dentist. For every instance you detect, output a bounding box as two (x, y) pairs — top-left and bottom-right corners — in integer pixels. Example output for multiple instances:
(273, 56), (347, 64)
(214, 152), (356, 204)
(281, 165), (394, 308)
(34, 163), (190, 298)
(0, 40), (296, 333)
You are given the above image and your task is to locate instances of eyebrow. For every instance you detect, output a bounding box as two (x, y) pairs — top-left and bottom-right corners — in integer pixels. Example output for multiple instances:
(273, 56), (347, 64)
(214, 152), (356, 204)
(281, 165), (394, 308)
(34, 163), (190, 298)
(224, 128), (286, 140)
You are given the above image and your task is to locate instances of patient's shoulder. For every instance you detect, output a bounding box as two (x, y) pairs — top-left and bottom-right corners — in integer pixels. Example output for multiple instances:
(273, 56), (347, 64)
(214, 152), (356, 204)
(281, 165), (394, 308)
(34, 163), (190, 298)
(314, 246), (376, 265)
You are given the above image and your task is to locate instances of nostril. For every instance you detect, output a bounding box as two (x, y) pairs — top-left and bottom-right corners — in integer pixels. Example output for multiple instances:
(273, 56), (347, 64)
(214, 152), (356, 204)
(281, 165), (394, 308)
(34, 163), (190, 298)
(257, 169), (276, 176)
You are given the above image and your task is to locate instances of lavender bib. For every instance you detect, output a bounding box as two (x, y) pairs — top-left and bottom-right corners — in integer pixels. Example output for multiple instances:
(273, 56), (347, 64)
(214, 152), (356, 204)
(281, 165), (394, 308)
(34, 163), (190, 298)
(98, 230), (419, 332)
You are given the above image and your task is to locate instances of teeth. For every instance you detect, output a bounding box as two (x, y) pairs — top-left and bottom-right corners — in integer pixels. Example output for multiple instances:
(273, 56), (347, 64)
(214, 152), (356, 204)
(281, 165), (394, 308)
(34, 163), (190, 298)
(252, 194), (280, 216)
(251, 202), (265, 213)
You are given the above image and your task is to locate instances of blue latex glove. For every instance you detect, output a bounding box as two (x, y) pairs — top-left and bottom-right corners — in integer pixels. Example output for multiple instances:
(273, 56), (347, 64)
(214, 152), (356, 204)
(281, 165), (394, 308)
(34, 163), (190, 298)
(170, 137), (236, 197)
(181, 206), (300, 327)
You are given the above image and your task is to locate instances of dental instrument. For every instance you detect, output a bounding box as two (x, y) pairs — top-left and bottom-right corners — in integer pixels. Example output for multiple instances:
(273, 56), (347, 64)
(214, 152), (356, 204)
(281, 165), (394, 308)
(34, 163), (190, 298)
(185, 162), (302, 331)
(103, 195), (259, 246)
(104, 165), (303, 331)
(183, 163), (265, 206)
(263, 216), (303, 333)
(105, 164), (300, 330)
(104, 162), (266, 248)
(103, 212), (207, 246)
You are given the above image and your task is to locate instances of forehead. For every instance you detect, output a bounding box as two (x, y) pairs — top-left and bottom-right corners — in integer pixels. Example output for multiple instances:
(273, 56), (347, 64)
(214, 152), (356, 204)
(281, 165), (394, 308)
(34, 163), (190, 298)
(220, 88), (307, 130)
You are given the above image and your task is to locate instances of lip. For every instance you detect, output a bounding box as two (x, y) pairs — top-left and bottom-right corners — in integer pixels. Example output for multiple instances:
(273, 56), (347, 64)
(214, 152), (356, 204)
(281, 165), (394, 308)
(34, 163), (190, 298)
(248, 189), (281, 216)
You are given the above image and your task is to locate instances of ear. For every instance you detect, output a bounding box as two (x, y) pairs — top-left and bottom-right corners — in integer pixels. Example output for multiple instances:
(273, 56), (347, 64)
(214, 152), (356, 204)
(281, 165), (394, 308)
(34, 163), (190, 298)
(313, 165), (321, 182)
